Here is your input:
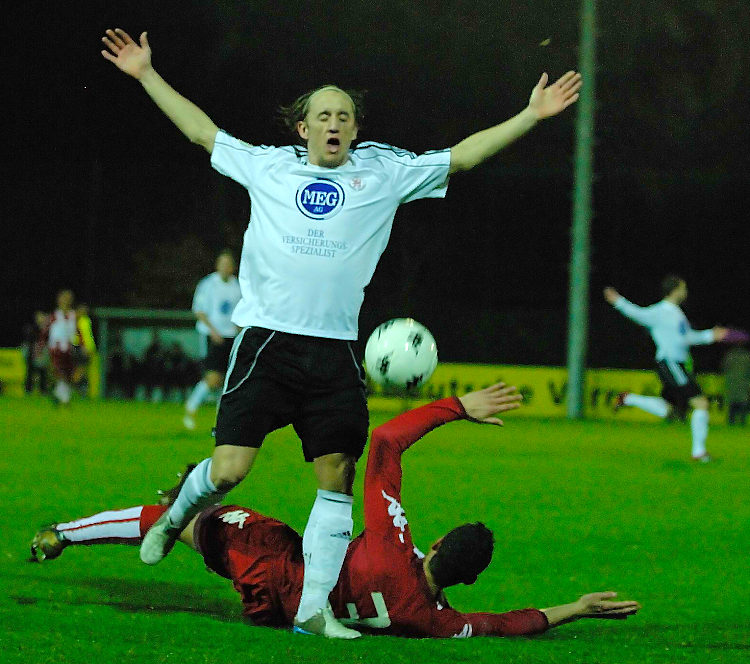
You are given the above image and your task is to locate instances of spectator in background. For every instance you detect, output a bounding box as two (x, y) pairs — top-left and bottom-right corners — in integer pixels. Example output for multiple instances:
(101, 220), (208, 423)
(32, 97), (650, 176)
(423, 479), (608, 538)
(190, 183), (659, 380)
(183, 251), (241, 430)
(107, 333), (136, 399)
(23, 311), (50, 395)
(143, 331), (167, 402)
(165, 342), (193, 401)
(722, 343), (750, 426)
(47, 290), (81, 406)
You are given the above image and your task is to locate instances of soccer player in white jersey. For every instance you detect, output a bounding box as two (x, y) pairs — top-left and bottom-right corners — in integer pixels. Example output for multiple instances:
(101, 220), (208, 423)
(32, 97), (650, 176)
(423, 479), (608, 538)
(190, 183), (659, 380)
(183, 251), (242, 431)
(101, 27), (581, 638)
(46, 289), (81, 406)
(604, 276), (728, 462)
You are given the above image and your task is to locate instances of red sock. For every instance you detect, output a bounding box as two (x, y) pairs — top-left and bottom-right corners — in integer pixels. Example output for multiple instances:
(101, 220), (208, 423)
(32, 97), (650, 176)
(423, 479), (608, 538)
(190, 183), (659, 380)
(140, 505), (168, 536)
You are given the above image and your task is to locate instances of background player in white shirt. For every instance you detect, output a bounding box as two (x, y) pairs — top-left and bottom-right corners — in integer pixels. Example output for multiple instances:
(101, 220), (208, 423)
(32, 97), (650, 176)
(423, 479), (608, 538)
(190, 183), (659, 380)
(101, 27), (581, 638)
(46, 289), (80, 406)
(183, 251), (241, 431)
(604, 276), (727, 462)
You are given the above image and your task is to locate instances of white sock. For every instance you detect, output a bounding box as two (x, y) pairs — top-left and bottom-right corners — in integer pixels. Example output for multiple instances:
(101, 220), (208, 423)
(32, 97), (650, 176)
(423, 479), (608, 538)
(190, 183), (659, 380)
(166, 458), (224, 530)
(185, 380), (211, 414)
(54, 381), (72, 404)
(296, 490), (353, 622)
(623, 394), (669, 418)
(690, 409), (709, 457)
(58, 506), (143, 544)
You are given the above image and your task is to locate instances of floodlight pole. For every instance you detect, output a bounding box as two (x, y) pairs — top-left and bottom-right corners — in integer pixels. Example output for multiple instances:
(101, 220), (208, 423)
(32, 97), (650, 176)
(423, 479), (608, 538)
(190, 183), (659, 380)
(566, 0), (596, 419)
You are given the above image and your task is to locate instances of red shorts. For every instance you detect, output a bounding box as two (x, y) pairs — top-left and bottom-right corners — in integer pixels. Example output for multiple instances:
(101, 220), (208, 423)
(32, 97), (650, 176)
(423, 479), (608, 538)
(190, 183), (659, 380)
(49, 349), (74, 380)
(194, 505), (303, 626)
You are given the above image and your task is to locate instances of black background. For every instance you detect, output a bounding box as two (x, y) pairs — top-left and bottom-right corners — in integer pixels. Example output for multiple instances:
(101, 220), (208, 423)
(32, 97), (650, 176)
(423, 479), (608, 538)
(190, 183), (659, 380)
(6, 1), (750, 371)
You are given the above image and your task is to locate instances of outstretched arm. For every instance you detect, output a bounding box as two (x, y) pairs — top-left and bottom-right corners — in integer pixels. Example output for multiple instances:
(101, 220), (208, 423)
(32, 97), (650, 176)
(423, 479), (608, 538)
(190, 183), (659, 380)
(449, 71), (581, 174)
(429, 590), (638, 638)
(363, 384), (521, 538)
(542, 592), (640, 627)
(101, 29), (219, 153)
(603, 287), (660, 328)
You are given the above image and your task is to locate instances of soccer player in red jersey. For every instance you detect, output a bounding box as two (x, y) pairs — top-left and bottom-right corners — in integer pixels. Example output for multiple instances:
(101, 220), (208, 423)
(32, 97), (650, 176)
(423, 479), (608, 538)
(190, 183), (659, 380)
(31, 384), (639, 637)
(46, 289), (82, 405)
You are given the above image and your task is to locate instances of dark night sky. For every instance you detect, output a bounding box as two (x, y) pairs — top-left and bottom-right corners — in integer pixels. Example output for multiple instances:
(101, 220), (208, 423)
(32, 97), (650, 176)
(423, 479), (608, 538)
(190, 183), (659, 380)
(6, 1), (750, 370)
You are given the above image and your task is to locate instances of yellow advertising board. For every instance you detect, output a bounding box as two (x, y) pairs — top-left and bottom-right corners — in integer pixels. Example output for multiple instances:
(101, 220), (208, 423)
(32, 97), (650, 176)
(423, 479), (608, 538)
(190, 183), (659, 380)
(0, 348), (26, 397)
(0, 348), (100, 399)
(368, 362), (729, 423)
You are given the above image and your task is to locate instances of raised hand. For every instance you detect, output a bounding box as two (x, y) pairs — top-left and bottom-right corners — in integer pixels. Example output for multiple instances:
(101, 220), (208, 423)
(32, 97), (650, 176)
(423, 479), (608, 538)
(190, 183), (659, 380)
(528, 71), (582, 120)
(101, 29), (152, 80)
(603, 287), (620, 305)
(458, 382), (522, 426)
(577, 592), (641, 620)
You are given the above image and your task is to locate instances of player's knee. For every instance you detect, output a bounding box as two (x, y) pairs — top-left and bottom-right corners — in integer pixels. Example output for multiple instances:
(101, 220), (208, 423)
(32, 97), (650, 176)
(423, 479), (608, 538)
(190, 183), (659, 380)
(315, 454), (356, 495)
(691, 395), (709, 410)
(210, 456), (251, 490)
(205, 371), (223, 389)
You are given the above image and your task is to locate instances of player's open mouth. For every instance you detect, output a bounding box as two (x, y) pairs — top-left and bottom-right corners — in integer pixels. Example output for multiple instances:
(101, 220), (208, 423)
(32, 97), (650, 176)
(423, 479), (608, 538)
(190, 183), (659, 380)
(327, 137), (341, 153)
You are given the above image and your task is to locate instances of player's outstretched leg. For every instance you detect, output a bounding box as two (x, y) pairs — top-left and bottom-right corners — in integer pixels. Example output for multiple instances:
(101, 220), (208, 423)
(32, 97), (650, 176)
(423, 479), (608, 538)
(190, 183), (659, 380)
(617, 393), (670, 418)
(29, 505), (166, 562)
(140, 458), (226, 565)
(183, 380), (210, 430)
(690, 397), (711, 462)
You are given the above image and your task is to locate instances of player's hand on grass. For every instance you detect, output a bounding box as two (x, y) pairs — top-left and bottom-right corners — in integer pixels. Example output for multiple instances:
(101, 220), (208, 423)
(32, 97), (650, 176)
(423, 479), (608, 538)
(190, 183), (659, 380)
(101, 29), (152, 80)
(458, 382), (522, 426)
(603, 287), (620, 305)
(576, 592), (641, 620)
(528, 71), (582, 120)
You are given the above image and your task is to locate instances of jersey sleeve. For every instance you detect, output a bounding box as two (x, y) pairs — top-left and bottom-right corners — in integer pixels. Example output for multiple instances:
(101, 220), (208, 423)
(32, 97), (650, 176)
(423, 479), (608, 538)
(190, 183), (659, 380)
(436, 608), (549, 638)
(210, 130), (278, 191)
(363, 398), (466, 544)
(361, 144), (450, 203)
(613, 297), (660, 328)
(399, 602), (549, 638)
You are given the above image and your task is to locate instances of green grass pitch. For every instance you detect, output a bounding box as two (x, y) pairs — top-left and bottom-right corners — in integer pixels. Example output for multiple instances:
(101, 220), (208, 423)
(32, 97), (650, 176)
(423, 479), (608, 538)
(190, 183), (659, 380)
(2, 397), (748, 663)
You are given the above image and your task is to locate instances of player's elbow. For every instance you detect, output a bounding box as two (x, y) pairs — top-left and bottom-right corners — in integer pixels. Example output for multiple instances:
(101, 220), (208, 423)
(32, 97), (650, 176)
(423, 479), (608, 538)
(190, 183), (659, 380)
(189, 124), (218, 153)
(448, 148), (475, 175)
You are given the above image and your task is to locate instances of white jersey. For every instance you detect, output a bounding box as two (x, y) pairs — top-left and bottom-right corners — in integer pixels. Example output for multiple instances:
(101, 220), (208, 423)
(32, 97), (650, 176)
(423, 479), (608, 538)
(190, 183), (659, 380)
(48, 309), (77, 352)
(192, 272), (242, 338)
(614, 297), (714, 362)
(210, 131), (451, 340)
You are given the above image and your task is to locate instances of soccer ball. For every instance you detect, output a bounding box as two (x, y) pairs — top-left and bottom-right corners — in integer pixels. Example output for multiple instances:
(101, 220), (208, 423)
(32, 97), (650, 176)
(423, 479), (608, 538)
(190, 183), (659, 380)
(364, 318), (438, 389)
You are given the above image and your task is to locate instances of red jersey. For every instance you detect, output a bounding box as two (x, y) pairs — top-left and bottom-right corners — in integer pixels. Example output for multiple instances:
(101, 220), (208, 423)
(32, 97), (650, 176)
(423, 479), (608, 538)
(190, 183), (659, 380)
(194, 398), (548, 638)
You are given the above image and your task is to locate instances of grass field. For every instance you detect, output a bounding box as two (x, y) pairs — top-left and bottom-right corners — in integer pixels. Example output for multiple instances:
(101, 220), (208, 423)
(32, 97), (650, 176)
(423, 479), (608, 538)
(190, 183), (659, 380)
(2, 396), (749, 663)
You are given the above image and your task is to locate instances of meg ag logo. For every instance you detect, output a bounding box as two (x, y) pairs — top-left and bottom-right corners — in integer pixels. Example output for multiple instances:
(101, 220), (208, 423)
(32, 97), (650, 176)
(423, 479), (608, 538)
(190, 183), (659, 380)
(296, 179), (345, 220)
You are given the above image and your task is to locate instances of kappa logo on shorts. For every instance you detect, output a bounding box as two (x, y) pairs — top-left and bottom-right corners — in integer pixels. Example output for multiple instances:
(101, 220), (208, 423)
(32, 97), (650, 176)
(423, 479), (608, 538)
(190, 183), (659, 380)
(296, 179), (345, 220)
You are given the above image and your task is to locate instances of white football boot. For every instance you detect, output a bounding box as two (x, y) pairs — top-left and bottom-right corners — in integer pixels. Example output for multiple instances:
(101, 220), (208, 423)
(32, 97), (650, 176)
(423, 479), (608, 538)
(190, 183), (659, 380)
(139, 511), (181, 565)
(293, 606), (361, 639)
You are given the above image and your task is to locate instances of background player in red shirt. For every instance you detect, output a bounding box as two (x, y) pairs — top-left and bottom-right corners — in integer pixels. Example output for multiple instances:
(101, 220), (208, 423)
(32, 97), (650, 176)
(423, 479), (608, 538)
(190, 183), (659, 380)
(45, 289), (82, 406)
(31, 383), (639, 637)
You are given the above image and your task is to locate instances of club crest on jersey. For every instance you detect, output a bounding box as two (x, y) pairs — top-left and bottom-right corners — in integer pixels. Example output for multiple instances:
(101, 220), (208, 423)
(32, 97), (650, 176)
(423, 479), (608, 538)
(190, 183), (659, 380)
(349, 177), (366, 191)
(296, 179), (345, 220)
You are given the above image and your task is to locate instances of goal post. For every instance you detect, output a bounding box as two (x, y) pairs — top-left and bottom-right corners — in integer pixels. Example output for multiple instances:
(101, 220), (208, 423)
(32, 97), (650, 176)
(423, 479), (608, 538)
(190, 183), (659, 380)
(92, 307), (200, 399)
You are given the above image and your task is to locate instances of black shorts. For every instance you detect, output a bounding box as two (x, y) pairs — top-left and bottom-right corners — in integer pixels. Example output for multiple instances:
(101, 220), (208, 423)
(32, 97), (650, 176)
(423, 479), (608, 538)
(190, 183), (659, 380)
(203, 336), (235, 374)
(214, 327), (369, 461)
(656, 360), (702, 413)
